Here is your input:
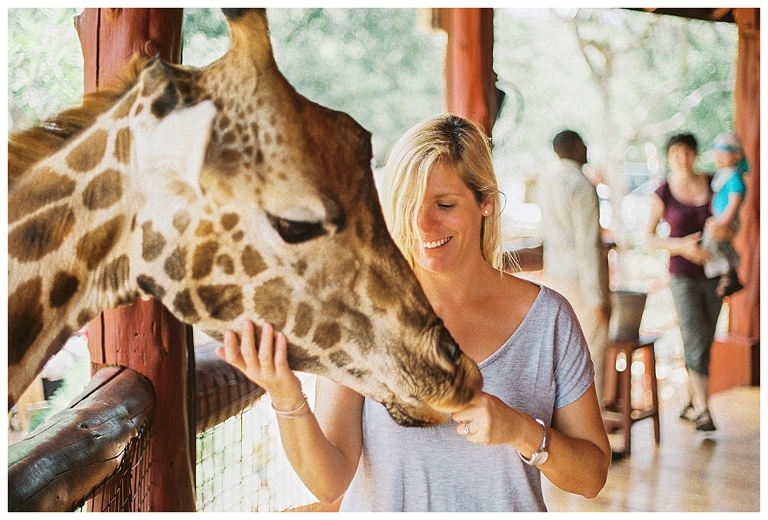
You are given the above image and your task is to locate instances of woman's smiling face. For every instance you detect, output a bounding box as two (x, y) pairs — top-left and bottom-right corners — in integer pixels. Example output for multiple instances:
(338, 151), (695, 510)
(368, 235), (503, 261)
(412, 162), (490, 275)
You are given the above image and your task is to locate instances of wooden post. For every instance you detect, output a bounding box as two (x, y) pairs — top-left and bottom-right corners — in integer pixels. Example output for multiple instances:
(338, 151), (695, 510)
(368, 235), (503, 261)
(77, 8), (196, 512)
(730, 8), (760, 339)
(438, 8), (498, 137)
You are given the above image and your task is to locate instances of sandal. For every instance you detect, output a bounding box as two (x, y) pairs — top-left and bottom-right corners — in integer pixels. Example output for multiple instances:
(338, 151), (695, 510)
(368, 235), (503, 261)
(718, 271), (744, 298)
(695, 409), (717, 432)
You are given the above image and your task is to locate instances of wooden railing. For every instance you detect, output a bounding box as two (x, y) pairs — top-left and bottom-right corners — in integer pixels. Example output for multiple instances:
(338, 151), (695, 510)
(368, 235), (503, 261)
(7, 343), (265, 512)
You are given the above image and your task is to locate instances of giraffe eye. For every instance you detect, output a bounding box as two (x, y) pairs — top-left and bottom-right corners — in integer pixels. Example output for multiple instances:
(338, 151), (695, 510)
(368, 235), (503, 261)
(268, 215), (326, 244)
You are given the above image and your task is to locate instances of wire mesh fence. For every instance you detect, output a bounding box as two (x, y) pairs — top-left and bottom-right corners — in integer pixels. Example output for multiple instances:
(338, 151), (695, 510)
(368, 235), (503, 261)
(80, 422), (154, 512)
(195, 373), (318, 512)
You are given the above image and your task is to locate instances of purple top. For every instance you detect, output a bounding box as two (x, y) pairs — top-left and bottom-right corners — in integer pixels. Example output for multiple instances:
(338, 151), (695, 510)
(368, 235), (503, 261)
(654, 182), (712, 279)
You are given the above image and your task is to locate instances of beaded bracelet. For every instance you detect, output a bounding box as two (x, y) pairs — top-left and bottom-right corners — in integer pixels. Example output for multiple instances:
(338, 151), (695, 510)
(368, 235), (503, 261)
(272, 394), (312, 419)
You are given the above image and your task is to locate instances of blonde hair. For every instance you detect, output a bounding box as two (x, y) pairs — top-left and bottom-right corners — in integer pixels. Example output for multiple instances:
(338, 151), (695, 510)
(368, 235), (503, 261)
(381, 114), (503, 270)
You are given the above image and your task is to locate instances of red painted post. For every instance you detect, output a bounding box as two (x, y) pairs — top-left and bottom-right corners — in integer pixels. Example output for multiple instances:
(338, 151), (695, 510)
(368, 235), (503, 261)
(77, 8), (196, 511)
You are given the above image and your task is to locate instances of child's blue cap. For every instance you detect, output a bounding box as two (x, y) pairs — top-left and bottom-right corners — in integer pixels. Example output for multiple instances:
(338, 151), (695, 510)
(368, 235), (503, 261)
(710, 132), (743, 153)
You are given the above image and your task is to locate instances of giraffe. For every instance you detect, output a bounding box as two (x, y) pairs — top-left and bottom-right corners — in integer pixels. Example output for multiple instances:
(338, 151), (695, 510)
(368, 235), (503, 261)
(7, 8), (483, 427)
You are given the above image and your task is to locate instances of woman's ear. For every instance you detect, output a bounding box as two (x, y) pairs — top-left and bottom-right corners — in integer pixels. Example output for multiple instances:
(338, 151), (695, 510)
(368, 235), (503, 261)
(481, 199), (494, 217)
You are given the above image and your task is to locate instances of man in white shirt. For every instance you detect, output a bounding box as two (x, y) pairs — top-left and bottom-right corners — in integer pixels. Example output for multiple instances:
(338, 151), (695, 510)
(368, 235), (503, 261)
(538, 130), (610, 405)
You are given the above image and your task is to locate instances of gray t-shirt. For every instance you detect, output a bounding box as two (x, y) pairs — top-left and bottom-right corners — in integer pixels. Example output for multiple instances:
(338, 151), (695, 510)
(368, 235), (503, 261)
(339, 284), (594, 512)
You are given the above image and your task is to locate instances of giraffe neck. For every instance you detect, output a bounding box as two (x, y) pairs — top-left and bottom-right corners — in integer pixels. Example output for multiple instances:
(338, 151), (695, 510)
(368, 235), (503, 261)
(7, 61), (216, 408)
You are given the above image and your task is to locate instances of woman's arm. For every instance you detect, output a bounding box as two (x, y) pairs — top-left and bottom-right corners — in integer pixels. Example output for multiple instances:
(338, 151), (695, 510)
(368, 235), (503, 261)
(546, 385), (611, 497)
(451, 385), (611, 498)
(644, 194), (709, 265)
(217, 321), (362, 503)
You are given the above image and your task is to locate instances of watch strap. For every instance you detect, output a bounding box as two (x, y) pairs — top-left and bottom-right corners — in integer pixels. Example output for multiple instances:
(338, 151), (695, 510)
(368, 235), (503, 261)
(518, 418), (549, 467)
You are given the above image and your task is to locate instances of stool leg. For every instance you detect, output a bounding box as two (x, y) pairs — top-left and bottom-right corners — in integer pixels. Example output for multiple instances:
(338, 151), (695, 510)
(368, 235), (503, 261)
(619, 348), (632, 455)
(645, 346), (661, 445)
(603, 348), (619, 410)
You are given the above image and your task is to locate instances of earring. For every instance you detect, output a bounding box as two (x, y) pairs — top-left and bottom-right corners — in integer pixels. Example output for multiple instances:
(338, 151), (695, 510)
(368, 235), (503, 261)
(483, 210), (490, 216)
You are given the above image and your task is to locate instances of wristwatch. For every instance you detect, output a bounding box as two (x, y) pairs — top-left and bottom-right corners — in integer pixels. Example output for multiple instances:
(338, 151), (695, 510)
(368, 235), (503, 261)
(518, 418), (549, 467)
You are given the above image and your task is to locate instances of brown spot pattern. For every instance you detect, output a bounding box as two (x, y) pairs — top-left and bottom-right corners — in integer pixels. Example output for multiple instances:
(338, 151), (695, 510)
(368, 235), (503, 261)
(220, 213), (239, 231)
(8, 168), (76, 224)
(8, 278), (44, 365)
(82, 169), (123, 210)
(110, 88), (138, 120)
(313, 321), (341, 350)
(164, 246), (187, 281)
(66, 128), (109, 173)
(98, 254), (130, 292)
(173, 289), (200, 322)
(113, 127), (133, 164)
(49, 271), (80, 308)
(241, 245), (268, 277)
(197, 284), (244, 321)
(216, 254), (235, 274)
(342, 308), (375, 353)
(78, 309), (96, 325)
(253, 278), (291, 331)
(293, 302), (314, 338)
(329, 349), (353, 369)
(8, 205), (76, 262)
(137, 275), (166, 299)
(141, 221), (166, 261)
(76, 215), (124, 269)
(192, 240), (220, 279)
(293, 259), (308, 277)
(286, 345), (322, 372)
(195, 220), (214, 237)
(173, 211), (191, 234)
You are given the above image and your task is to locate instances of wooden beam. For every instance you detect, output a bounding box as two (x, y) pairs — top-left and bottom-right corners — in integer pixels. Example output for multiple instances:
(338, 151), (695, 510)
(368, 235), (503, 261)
(8, 367), (155, 512)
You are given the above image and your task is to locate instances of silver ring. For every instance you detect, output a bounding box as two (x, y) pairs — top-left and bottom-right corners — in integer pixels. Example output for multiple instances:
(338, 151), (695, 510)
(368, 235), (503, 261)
(464, 422), (471, 436)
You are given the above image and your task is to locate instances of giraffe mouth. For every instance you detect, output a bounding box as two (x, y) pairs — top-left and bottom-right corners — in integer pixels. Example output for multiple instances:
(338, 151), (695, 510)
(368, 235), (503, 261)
(383, 400), (450, 427)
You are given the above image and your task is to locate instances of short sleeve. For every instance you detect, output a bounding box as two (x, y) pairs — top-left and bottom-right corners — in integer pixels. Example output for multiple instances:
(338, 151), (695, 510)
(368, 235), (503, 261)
(551, 295), (595, 409)
(725, 174), (747, 197)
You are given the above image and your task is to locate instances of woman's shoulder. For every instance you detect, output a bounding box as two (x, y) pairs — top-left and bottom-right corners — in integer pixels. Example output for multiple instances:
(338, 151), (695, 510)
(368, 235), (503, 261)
(503, 277), (571, 318)
(653, 180), (670, 199)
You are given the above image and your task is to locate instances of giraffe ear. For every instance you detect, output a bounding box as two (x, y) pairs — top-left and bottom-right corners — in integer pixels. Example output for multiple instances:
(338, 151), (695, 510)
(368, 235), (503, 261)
(136, 100), (216, 197)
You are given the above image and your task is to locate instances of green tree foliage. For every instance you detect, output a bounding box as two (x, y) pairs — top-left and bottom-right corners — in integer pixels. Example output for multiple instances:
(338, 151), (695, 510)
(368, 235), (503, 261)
(7, 8), (84, 130)
(182, 8), (447, 165)
(492, 9), (736, 182)
(9, 8), (738, 187)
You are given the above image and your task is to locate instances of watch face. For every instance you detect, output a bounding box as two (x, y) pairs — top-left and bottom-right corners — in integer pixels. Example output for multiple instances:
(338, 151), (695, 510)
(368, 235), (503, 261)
(531, 451), (548, 466)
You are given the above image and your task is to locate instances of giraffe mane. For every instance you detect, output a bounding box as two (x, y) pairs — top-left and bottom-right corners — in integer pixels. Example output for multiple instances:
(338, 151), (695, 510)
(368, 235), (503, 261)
(8, 55), (153, 188)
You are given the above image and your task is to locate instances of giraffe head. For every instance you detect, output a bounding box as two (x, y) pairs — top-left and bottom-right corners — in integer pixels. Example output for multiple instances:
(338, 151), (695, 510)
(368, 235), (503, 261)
(8, 8), (482, 426)
(159, 8), (481, 425)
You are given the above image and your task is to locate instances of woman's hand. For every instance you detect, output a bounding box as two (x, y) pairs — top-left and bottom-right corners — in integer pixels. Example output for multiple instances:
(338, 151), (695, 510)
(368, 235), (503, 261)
(704, 217), (735, 242)
(451, 392), (518, 446)
(676, 231), (710, 265)
(216, 321), (304, 411)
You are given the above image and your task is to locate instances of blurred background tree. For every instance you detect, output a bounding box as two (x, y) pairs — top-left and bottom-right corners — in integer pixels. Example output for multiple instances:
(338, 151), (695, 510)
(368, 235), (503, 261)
(181, 8), (446, 166)
(7, 8), (84, 129)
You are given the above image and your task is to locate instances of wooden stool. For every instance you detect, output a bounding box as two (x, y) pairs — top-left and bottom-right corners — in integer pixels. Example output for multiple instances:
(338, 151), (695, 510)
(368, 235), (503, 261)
(602, 337), (660, 456)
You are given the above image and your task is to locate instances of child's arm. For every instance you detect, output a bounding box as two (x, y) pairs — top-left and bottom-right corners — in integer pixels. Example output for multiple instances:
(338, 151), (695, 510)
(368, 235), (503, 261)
(715, 192), (744, 228)
(707, 192), (743, 242)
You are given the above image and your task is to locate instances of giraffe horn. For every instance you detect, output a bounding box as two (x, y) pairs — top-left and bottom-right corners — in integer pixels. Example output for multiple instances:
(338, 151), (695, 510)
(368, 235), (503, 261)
(221, 8), (276, 69)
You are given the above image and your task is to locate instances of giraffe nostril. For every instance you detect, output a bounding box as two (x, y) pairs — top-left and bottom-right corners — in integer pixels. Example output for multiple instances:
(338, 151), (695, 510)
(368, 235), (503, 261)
(438, 326), (462, 365)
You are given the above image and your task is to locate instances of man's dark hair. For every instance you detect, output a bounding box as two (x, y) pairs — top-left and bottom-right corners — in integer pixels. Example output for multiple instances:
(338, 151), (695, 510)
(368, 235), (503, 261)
(552, 130), (584, 159)
(665, 133), (698, 154)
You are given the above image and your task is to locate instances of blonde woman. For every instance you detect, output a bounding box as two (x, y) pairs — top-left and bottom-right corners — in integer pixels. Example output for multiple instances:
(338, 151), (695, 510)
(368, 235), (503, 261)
(219, 114), (610, 511)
